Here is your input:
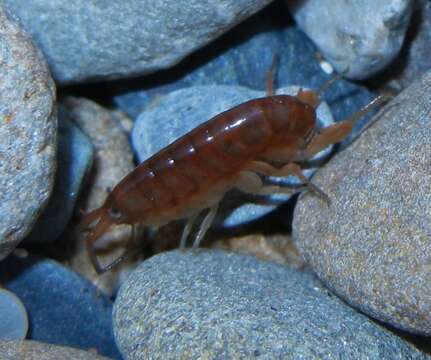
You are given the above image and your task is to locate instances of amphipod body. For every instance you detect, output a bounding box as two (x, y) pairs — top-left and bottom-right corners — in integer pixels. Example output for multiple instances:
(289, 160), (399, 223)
(81, 78), (386, 273)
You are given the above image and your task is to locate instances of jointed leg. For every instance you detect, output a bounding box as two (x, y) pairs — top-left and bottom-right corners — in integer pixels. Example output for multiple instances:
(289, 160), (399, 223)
(179, 214), (198, 248)
(244, 161), (330, 204)
(192, 204), (219, 248)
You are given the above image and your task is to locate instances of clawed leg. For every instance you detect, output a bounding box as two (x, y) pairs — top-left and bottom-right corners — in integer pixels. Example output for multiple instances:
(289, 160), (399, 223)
(244, 161), (330, 205)
(192, 204), (219, 248)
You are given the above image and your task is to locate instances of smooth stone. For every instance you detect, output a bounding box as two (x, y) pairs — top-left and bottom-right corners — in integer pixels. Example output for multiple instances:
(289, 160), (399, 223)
(113, 4), (375, 137)
(0, 289), (28, 340)
(0, 340), (112, 360)
(293, 70), (431, 335)
(26, 115), (93, 243)
(0, 255), (122, 359)
(132, 85), (333, 228)
(62, 97), (136, 296)
(113, 250), (428, 359)
(2, 0), (272, 84)
(288, 0), (413, 79)
(0, 8), (57, 260)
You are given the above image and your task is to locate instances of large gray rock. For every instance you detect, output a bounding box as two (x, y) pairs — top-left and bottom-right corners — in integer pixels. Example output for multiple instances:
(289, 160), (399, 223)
(0, 340), (112, 360)
(0, 8), (57, 260)
(132, 85), (333, 228)
(293, 70), (431, 335)
(113, 250), (428, 360)
(1, 0), (273, 84)
(288, 0), (413, 79)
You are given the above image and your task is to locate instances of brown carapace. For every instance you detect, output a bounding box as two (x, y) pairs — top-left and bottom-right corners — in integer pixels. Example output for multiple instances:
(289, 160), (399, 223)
(80, 66), (387, 274)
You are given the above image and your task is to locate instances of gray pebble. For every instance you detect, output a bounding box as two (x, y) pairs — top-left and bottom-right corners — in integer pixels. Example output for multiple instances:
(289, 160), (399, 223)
(113, 250), (428, 360)
(0, 289), (28, 340)
(132, 85), (333, 227)
(0, 8), (56, 260)
(0, 340), (112, 360)
(293, 70), (431, 335)
(288, 0), (413, 79)
(2, 0), (273, 84)
(25, 116), (93, 243)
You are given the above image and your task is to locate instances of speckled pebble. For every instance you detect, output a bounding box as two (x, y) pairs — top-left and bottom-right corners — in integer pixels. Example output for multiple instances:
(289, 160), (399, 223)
(26, 115), (93, 243)
(113, 250), (428, 360)
(293, 70), (431, 335)
(2, 0), (272, 83)
(132, 85), (334, 227)
(0, 7), (57, 260)
(288, 0), (413, 79)
(0, 289), (28, 340)
(62, 97), (136, 295)
(0, 340), (112, 360)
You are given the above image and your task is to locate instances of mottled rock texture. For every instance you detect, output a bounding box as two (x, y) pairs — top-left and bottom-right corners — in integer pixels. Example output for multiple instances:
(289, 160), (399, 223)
(293, 70), (431, 335)
(0, 8), (56, 260)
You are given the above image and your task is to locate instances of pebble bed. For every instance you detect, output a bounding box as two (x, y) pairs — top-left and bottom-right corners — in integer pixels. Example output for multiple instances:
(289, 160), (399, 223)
(0, 1), (430, 359)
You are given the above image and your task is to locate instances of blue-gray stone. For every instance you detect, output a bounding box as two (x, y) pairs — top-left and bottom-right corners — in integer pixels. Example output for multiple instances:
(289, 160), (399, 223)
(132, 85), (333, 228)
(26, 113), (93, 243)
(113, 5), (375, 145)
(113, 250), (428, 360)
(1, 0), (273, 83)
(0, 7), (57, 261)
(0, 288), (28, 340)
(293, 70), (431, 336)
(0, 255), (122, 359)
(288, 0), (413, 80)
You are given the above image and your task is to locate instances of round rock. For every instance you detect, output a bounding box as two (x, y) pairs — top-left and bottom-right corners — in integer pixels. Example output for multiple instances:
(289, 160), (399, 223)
(0, 8), (57, 260)
(0, 289), (28, 340)
(132, 85), (334, 227)
(25, 115), (93, 243)
(288, 0), (413, 79)
(113, 250), (427, 359)
(293, 70), (431, 335)
(0, 340), (112, 360)
(2, 0), (273, 83)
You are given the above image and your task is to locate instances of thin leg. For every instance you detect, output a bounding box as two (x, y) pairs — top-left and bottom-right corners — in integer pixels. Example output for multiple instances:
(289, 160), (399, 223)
(192, 204), (219, 248)
(266, 54), (279, 96)
(236, 171), (306, 196)
(179, 214), (198, 248)
(302, 94), (390, 159)
(245, 161), (330, 205)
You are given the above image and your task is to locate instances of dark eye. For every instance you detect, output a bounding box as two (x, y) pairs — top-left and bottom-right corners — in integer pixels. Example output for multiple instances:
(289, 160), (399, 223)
(108, 206), (123, 220)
